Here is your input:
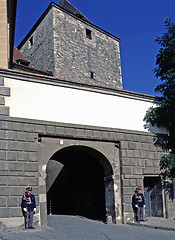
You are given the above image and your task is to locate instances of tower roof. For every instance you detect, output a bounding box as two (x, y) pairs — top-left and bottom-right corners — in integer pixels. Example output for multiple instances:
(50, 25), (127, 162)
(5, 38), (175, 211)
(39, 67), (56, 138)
(58, 0), (91, 23)
(18, 1), (120, 50)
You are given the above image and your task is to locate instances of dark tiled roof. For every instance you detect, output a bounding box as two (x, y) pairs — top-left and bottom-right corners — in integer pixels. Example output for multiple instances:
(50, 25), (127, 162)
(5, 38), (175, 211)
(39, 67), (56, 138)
(58, 0), (91, 23)
(13, 46), (36, 68)
(13, 47), (53, 76)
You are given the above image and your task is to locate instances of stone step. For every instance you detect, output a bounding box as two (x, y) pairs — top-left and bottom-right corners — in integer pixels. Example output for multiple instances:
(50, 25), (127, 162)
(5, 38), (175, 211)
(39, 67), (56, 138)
(0, 105), (9, 115)
(0, 86), (10, 96)
(0, 96), (5, 105)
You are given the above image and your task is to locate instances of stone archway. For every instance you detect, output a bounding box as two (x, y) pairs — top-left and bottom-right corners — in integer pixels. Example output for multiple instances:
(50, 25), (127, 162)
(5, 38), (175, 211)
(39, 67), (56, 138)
(38, 137), (121, 227)
(46, 145), (115, 223)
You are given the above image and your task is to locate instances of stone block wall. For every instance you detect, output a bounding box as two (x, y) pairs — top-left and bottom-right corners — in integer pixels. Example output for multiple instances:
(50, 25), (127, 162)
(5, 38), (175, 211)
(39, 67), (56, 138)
(53, 6), (122, 89)
(0, 114), (174, 224)
(19, 7), (54, 74)
(0, 76), (39, 220)
(119, 132), (164, 221)
(0, 118), (39, 219)
(0, 76), (9, 116)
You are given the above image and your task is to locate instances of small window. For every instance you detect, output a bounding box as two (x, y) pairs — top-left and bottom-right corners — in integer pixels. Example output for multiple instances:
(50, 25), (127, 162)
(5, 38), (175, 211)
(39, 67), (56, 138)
(90, 71), (95, 79)
(16, 59), (30, 67)
(86, 28), (92, 40)
(29, 36), (33, 49)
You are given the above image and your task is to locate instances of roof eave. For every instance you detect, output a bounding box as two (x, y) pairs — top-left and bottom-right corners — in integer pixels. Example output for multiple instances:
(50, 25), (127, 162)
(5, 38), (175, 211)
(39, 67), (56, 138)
(53, 2), (120, 42)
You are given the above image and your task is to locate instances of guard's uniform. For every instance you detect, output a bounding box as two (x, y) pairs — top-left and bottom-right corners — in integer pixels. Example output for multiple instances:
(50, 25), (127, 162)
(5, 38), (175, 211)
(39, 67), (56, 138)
(21, 187), (36, 229)
(132, 193), (138, 221)
(135, 192), (145, 221)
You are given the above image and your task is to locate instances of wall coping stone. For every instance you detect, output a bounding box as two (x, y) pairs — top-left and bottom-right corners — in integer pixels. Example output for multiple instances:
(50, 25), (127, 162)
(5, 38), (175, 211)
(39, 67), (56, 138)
(0, 68), (156, 102)
(0, 115), (160, 138)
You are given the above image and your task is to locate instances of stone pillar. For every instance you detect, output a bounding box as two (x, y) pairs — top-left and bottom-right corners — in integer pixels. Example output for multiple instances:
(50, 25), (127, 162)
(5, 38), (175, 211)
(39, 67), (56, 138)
(0, 0), (8, 68)
(104, 175), (116, 224)
(0, 76), (10, 116)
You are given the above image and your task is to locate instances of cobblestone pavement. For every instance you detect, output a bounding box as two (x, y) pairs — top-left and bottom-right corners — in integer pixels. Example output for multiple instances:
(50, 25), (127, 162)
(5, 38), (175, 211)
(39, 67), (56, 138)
(0, 215), (175, 240)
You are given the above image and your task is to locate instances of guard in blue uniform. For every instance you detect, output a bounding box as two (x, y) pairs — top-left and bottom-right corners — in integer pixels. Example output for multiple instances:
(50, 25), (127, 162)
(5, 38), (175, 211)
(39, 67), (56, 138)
(21, 187), (36, 229)
(135, 187), (145, 221)
(132, 188), (138, 222)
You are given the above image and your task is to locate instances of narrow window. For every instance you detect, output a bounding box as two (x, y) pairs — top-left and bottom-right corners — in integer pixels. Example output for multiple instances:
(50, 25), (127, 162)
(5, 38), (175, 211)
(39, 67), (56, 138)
(16, 59), (30, 67)
(29, 36), (33, 49)
(90, 71), (95, 79)
(86, 28), (92, 40)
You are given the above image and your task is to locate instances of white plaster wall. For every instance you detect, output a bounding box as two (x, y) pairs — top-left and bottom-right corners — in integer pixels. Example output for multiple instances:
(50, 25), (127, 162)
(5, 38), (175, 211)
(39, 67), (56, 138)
(4, 77), (166, 134)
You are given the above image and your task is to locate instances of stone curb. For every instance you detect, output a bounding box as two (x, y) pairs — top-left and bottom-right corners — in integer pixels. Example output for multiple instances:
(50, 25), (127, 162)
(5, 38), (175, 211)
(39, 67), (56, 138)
(127, 222), (175, 232)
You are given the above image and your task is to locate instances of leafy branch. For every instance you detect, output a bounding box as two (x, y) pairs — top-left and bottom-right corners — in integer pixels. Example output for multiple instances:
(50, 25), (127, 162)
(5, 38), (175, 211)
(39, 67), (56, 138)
(144, 18), (175, 179)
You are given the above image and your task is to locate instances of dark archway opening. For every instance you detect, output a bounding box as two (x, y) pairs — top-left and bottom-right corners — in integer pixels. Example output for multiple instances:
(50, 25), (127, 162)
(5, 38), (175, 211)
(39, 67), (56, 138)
(144, 176), (163, 217)
(46, 146), (108, 222)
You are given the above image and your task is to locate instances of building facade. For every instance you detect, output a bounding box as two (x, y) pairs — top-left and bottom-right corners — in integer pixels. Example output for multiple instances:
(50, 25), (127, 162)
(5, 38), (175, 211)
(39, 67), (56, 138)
(0, 0), (174, 229)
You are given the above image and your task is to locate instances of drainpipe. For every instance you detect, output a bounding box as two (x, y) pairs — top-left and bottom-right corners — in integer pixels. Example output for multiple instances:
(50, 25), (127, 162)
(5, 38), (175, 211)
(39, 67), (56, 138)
(163, 180), (168, 219)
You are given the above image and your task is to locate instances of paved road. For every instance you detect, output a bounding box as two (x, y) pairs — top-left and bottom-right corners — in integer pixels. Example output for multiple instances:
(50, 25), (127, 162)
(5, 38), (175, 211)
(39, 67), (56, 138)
(0, 215), (175, 240)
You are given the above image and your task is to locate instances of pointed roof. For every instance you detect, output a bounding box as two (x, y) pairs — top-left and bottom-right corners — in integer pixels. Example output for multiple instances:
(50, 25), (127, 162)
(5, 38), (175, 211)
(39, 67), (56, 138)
(58, 0), (91, 23)
(18, 1), (120, 50)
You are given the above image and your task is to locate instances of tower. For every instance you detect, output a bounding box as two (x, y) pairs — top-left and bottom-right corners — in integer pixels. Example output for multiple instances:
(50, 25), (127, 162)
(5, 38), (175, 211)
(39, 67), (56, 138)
(18, 0), (122, 89)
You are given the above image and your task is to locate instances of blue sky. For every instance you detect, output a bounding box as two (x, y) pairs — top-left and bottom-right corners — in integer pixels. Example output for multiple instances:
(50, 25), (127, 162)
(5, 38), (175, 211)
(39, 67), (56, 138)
(14, 0), (175, 96)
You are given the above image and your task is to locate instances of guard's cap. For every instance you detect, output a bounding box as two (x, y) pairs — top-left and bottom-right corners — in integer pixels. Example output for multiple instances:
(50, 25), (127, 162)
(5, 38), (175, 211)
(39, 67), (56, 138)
(26, 187), (32, 191)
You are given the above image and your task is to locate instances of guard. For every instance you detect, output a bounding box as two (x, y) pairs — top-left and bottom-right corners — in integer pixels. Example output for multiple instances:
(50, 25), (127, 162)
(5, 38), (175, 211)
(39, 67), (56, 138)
(135, 187), (145, 221)
(132, 188), (138, 222)
(21, 187), (36, 229)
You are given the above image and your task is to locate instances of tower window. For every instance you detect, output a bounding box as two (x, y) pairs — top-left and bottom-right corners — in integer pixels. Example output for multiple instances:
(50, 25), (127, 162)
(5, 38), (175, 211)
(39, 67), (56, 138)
(90, 71), (95, 79)
(16, 59), (30, 67)
(29, 36), (33, 48)
(86, 28), (92, 40)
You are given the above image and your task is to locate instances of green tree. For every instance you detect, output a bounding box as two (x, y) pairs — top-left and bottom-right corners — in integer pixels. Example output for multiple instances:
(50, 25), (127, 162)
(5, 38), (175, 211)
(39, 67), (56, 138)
(144, 18), (175, 179)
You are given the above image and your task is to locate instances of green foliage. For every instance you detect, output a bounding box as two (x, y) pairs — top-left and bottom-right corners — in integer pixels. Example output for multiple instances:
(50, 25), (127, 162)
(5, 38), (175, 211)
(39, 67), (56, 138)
(160, 153), (175, 179)
(144, 103), (169, 128)
(154, 18), (175, 89)
(144, 18), (175, 178)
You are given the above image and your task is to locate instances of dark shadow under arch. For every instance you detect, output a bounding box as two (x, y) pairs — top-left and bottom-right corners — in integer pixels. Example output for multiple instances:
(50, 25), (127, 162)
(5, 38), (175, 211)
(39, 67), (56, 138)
(46, 145), (115, 222)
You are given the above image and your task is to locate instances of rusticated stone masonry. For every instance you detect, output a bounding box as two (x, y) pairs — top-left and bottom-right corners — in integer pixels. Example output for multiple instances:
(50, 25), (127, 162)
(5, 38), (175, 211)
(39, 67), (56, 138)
(0, 77), (10, 116)
(0, 114), (173, 224)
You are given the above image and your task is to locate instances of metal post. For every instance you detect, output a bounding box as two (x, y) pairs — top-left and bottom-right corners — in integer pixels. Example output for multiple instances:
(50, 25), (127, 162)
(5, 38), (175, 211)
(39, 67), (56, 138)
(49, 199), (52, 215)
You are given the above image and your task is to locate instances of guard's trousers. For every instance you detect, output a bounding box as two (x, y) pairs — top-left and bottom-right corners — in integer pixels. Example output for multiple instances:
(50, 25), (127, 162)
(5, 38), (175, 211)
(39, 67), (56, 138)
(138, 206), (143, 221)
(25, 210), (34, 228)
